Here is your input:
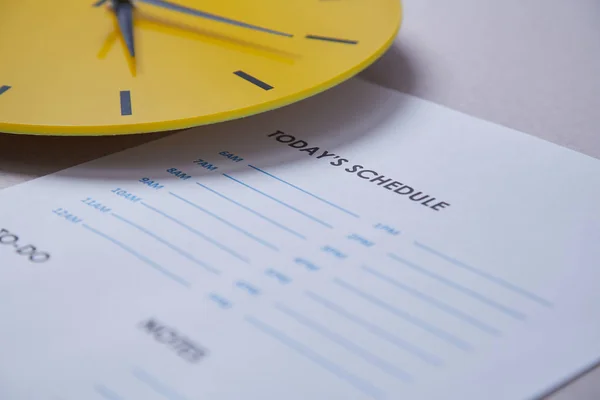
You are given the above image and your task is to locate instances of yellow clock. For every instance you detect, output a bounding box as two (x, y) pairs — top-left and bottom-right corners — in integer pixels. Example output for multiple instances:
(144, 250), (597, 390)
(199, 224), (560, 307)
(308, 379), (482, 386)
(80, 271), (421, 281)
(0, 0), (402, 136)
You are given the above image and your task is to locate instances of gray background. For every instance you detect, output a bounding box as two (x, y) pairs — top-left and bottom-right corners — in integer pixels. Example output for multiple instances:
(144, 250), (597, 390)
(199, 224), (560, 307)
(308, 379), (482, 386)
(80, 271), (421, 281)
(1, 0), (598, 397)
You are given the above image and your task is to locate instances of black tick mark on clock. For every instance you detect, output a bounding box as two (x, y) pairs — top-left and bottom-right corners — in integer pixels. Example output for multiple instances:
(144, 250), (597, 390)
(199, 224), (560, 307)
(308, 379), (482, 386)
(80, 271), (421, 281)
(0, 86), (11, 96)
(234, 71), (273, 91)
(120, 90), (133, 116)
(305, 35), (358, 45)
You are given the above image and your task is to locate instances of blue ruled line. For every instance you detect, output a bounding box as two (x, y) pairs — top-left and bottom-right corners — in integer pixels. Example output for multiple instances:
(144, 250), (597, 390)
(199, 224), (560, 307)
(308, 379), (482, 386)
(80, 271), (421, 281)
(248, 165), (360, 218)
(275, 303), (412, 382)
(223, 174), (333, 228)
(169, 191), (278, 251)
(362, 266), (501, 336)
(140, 202), (249, 264)
(82, 224), (190, 287)
(196, 182), (306, 240)
(388, 253), (526, 320)
(132, 367), (189, 400)
(111, 213), (219, 275)
(333, 278), (472, 351)
(305, 291), (443, 366)
(94, 384), (125, 400)
(245, 316), (385, 399)
(414, 241), (553, 308)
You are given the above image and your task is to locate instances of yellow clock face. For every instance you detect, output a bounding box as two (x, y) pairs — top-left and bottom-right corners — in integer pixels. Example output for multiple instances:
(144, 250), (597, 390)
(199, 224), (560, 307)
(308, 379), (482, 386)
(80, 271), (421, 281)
(0, 0), (402, 136)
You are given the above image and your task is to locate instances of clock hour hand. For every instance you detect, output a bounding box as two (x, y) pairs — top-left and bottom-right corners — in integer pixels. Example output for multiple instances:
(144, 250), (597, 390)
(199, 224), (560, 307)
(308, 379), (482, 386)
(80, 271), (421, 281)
(93, 0), (135, 58)
(115, 0), (136, 58)
(137, 0), (293, 37)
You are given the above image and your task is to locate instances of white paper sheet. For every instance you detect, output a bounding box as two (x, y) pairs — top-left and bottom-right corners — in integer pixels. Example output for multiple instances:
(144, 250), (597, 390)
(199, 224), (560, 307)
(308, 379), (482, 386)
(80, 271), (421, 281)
(1, 78), (599, 400)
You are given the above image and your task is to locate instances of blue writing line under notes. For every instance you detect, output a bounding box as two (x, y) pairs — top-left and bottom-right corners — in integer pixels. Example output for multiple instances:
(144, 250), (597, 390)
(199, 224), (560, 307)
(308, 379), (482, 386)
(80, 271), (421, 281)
(304, 291), (443, 366)
(196, 182), (306, 240)
(94, 384), (125, 400)
(111, 213), (219, 275)
(168, 191), (279, 251)
(245, 316), (385, 400)
(132, 367), (190, 400)
(223, 174), (333, 228)
(248, 165), (360, 218)
(275, 303), (412, 382)
(140, 202), (250, 264)
(361, 266), (501, 336)
(413, 241), (553, 308)
(82, 224), (190, 287)
(333, 278), (472, 351)
(388, 253), (526, 321)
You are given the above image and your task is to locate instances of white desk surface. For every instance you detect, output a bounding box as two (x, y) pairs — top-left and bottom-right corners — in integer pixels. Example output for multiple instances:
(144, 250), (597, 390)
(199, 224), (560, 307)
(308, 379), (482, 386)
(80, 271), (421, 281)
(1, 0), (599, 398)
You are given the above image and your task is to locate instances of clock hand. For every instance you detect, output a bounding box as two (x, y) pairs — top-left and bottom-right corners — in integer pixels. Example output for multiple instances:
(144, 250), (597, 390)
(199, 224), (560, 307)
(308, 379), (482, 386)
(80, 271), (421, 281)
(114, 0), (136, 58)
(93, 1), (135, 58)
(136, 0), (293, 37)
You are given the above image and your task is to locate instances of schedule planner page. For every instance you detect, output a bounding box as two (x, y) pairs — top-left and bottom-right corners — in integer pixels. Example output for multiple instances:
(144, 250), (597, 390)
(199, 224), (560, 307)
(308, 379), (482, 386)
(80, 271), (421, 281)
(1, 79), (599, 400)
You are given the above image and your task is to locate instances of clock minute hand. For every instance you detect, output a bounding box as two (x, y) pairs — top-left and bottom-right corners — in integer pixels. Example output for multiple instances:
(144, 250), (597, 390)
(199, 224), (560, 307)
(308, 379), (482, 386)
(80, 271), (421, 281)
(137, 0), (293, 37)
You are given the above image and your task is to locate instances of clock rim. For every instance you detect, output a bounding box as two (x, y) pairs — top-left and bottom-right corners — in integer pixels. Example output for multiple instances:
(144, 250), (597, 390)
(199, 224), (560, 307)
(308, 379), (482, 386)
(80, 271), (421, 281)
(0, 3), (403, 137)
